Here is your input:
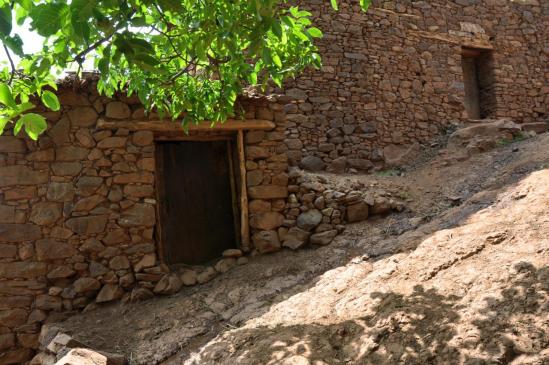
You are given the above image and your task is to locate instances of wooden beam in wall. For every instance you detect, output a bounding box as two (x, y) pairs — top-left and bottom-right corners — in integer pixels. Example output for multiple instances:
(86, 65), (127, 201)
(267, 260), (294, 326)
(96, 118), (275, 132)
(237, 130), (250, 252)
(462, 48), (482, 58)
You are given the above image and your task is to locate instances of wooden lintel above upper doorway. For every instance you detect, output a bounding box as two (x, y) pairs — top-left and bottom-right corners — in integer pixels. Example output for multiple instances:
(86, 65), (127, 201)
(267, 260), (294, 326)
(96, 118), (276, 132)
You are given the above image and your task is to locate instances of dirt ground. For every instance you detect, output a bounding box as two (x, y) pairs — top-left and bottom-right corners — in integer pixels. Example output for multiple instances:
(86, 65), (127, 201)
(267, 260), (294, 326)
(52, 133), (549, 365)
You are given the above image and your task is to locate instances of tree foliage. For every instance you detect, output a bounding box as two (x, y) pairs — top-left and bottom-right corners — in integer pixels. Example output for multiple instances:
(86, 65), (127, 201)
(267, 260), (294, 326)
(0, 0), (370, 139)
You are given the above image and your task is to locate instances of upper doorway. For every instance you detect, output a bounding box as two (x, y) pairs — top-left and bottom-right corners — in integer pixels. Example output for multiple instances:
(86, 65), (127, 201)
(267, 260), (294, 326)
(156, 139), (239, 265)
(461, 47), (496, 120)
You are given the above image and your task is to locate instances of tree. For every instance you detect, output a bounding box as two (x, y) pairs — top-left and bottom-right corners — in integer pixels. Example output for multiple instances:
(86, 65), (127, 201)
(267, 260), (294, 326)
(0, 0), (370, 140)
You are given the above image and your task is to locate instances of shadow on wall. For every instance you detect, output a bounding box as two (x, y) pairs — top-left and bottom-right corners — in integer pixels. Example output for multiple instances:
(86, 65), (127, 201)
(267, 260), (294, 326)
(186, 262), (548, 365)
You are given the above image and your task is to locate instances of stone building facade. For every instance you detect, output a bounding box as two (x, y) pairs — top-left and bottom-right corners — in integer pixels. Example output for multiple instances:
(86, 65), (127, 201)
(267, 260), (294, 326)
(0, 82), (298, 363)
(281, 0), (548, 172)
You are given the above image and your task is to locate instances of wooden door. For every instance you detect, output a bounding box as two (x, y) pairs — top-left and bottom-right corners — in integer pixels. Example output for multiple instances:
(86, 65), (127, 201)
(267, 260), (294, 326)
(157, 140), (237, 265)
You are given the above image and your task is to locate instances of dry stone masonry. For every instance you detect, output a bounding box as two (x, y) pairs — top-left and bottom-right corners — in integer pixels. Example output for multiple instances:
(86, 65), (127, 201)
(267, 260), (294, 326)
(0, 80), (296, 364)
(280, 0), (548, 172)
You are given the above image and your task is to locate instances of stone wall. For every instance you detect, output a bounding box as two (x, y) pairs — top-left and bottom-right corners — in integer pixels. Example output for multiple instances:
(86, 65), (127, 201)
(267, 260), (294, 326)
(281, 0), (548, 172)
(0, 83), (290, 364)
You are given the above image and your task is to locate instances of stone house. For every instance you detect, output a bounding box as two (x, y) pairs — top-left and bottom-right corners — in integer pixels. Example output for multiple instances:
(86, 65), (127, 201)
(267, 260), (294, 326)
(0, 0), (548, 363)
(282, 0), (548, 172)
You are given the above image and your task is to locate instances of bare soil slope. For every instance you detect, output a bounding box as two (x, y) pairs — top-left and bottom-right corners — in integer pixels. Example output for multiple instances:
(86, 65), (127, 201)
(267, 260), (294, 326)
(53, 134), (549, 365)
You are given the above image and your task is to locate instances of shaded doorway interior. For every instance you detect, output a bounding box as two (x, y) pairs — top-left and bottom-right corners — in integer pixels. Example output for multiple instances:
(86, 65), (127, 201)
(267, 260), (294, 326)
(461, 47), (496, 119)
(156, 138), (240, 265)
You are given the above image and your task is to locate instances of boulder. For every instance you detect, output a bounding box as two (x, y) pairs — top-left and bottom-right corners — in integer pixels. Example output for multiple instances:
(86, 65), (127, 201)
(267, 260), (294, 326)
(300, 156), (326, 171)
(180, 270), (198, 286)
(297, 210), (323, 231)
(153, 274), (182, 295)
(73, 278), (100, 293)
(51, 162), (82, 177)
(132, 131), (154, 146)
(96, 284), (124, 303)
(0, 262), (47, 279)
(222, 249), (242, 258)
(250, 212), (284, 230)
(521, 122), (548, 134)
(36, 239), (76, 261)
(248, 185), (288, 199)
(282, 227), (310, 250)
(118, 204), (155, 227)
(48, 117), (70, 145)
(73, 195), (105, 212)
(109, 256), (130, 270)
(252, 230), (281, 254)
(76, 176), (103, 196)
(47, 266), (76, 280)
(113, 172), (154, 185)
(102, 229), (130, 246)
(246, 146), (269, 160)
(105, 101), (131, 119)
(346, 201), (369, 223)
(0, 166), (48, 187)
(0, 244), (17, 258)
(327, 157), (347, 173)
(46, 182), (75, 202)
(347, 158), (374, 171)
(67, 106), (98, 127)
(214, 258), (237, 273)
(310, 230), (338, 246)
(97, 137), (127, 149)
(0, 136), (26, 153)
(66, 216), (108, 234)
(371, 197), (392, 216)
(0, 224), (42, 242)
(55, 348), (126, 365)
(134, 254), (156, 272)
(130, 287), (154, 303)
(30, 202), (62, 226)
(0, 308), (28, 327)
(55, 146), (90, 161)
(197, 267), (217, 284)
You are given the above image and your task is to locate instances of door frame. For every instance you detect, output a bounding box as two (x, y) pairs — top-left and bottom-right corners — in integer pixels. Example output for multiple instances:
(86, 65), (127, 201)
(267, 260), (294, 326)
(154, 132), (245, 265)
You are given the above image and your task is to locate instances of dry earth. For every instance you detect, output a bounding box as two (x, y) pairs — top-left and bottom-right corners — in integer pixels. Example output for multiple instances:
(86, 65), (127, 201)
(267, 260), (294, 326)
(50, 133), (549, 365)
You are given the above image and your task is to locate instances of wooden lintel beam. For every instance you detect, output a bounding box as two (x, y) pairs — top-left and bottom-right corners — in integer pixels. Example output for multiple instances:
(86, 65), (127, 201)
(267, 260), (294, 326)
(96, 118), (275, 132)
(462, 48), (482, 58)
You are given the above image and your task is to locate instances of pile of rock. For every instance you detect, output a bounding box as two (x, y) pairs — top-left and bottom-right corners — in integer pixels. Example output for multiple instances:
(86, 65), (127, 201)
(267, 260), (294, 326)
(279, 169), (406, 250)
(438, 119), (548, 165)
(31, 331), (126, 365)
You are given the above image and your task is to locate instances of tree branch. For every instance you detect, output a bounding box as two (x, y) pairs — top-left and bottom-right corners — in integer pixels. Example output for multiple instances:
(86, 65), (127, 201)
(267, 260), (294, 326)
(3, 44), (16, 85)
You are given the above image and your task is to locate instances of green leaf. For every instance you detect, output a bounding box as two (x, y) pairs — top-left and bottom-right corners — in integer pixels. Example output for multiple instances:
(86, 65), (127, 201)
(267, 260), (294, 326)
(158, 0), (183, 12)
(4, 35), (25, 57)
(70, 0), (96, 20)
(15, 102), (35, 115)
(272, 21), (283, 39)
(360, 0), (372, 11)
(41, 90), (60, 111)
(0, 5), (12, 37)
(13, 118), (23, 135)
(19, 113), (47, 140)
(0, 117), (9, 134)
(307, 27), (323, 38)
(29, 3), (67, 37)
(271, 52), (282, 68)
(330, 0), (339, 10)
(0, 84), (16, 108)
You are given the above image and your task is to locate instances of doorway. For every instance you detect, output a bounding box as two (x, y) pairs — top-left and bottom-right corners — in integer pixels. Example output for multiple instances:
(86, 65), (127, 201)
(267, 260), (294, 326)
(461, 48), (496, 119)
(156, 139), (240, 265)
